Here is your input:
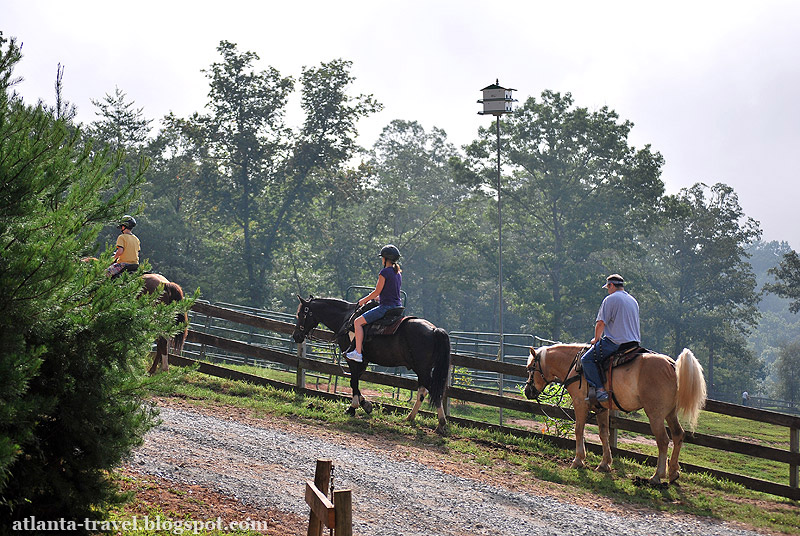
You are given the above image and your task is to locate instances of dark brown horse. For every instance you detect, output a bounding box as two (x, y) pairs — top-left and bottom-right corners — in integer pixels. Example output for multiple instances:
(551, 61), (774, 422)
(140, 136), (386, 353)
(142, 273), (188, 374)
(292, 296), (451, 433)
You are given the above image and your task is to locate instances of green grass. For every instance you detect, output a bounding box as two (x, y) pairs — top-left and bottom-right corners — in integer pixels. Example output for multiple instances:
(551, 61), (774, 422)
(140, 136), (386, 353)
(142, 367), (800, 535)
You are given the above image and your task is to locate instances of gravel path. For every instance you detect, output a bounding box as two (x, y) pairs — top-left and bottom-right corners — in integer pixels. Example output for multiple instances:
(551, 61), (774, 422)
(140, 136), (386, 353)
(129, 405), (765, 536)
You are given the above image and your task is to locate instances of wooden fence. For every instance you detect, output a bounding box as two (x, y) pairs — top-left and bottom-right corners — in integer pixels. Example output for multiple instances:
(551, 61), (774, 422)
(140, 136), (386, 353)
(176, 301), (800, 501)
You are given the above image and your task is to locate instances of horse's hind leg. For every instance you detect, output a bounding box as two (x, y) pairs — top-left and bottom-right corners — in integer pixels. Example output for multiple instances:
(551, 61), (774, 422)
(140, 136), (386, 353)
(648, 413), (671, 484)
(406, 387), (428, 423)
(666, 412), (685, 483)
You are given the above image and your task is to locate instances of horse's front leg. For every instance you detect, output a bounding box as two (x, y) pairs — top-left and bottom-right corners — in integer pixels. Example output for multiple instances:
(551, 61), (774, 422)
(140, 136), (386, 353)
(406, 387), (428, 423)
(347, 365), (373, 416)
(595, 408), (613, 473)
(148, 337), (168, 375)
(571, 397), (589, 469)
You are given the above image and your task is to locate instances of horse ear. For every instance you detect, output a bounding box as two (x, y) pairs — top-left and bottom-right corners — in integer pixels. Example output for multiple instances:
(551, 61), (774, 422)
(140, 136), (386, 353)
(297, 294), (307, 304)
(309, 294), (315, 300)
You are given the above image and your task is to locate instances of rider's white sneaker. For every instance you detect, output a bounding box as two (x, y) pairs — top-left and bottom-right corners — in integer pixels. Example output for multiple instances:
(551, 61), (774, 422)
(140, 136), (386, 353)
(346, 350), (363, 362)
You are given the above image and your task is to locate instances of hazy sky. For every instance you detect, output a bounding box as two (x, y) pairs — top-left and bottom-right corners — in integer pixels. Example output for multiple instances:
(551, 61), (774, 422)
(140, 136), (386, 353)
(4, 1), (800, 250)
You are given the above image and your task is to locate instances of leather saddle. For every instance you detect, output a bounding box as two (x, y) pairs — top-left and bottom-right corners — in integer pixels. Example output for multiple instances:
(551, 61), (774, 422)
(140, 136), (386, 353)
(345, 302), (414, 340)
(576, 342), (649, 380)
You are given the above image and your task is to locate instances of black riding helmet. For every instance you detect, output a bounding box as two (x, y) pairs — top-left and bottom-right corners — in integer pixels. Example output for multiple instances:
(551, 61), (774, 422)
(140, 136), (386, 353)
(119, 215), (137, 230)
(379, 244), (400, 262)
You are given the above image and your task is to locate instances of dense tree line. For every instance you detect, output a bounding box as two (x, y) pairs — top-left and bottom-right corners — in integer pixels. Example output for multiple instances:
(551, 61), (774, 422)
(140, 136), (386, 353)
(81, 40), (786, 402)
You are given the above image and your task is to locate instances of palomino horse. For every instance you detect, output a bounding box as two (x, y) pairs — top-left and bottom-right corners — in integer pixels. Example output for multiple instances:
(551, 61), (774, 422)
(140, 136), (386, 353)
(142, 273), (188, 374)
(292, 296), (451, 433)
(524, 344), (706, 484)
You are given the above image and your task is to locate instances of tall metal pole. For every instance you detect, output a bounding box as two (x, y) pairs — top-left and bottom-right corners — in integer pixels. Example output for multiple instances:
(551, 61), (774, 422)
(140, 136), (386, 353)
(496, 114), (505, 425)
(496, 115), (503, 350)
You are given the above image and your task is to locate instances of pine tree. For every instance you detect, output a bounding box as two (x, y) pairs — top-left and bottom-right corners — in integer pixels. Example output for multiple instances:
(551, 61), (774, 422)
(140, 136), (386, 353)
(0, 33), (187, 529)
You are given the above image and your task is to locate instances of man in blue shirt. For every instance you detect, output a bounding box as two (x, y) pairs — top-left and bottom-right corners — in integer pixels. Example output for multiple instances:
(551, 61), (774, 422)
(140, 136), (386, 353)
(581, 274), (641, 402)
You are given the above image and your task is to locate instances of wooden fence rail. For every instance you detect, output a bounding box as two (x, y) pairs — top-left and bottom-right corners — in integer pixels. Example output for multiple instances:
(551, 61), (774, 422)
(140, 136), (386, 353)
(181, 302), (800, 501)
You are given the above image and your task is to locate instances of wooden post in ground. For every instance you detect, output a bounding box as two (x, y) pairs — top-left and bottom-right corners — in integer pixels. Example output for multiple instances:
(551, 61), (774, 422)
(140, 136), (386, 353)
(609, 409), (618, 451)
(791, 424), (799, 489)
(296, 340), (307, 390)
(307, 459), (331, 536)
(305, 458), (353, 536)
(333, 489), (352, 536)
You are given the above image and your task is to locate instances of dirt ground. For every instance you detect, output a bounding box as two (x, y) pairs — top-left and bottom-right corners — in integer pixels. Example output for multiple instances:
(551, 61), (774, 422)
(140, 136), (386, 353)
(117, 395), (785, 536)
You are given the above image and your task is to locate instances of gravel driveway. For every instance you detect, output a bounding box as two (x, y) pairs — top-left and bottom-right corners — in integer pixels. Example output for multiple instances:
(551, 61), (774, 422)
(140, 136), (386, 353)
(129, 404), (765, 536)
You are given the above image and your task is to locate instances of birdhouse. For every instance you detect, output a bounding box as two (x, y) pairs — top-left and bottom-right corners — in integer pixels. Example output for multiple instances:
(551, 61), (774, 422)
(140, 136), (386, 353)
(478, 79), (516, 115)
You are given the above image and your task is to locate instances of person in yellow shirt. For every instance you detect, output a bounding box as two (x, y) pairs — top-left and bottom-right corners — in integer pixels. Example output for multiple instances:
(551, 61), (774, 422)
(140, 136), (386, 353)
(106, 215), (141, 278)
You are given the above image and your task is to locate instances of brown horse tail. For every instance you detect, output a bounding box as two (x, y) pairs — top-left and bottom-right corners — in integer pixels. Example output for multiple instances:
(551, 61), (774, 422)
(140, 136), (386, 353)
(675, 348), (707, 432)
(165, 282), (189, 354)
(428, 328), (451, 408)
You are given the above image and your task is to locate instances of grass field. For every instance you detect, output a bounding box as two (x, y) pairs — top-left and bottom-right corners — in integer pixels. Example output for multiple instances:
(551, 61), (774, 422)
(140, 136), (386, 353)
(110, 361), (800, 535)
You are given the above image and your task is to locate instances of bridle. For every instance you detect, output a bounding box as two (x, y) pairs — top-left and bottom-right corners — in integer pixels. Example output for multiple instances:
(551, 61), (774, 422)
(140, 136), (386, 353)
(524, 348), (548, 399)
(295, 303), (322, 342)
(526, 346), (586, 421)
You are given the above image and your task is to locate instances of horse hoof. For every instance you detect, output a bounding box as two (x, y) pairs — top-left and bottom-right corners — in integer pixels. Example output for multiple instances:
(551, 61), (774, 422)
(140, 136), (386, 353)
(668, 472), (680, 484)
(346, 407), (356, 417)
(435, 425), (447, 435)
(595, 464), (612, 473)
(360, 400), (373, 414)
(570, 460), (586, 470)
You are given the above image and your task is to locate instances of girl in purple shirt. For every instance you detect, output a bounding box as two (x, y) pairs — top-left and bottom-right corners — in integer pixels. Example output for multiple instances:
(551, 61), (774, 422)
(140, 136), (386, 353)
(346, 245), (403, 362)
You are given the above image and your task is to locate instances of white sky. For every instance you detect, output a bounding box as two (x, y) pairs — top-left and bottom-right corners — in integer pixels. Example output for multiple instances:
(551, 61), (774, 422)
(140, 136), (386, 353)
(4, 0), (800, 250)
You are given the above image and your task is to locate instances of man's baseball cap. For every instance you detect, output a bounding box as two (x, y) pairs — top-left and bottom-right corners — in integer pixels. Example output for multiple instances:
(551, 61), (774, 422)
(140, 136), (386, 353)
(602, 274), (625, 288)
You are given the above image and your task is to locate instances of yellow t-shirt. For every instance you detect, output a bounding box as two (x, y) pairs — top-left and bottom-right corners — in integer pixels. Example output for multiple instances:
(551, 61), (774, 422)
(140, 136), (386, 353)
(115, 233), (140, 264)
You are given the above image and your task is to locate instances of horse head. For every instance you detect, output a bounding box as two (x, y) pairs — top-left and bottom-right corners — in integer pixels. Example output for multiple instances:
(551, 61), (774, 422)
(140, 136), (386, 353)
(293, 295), (319, 343)
(524, 346), (548, 399)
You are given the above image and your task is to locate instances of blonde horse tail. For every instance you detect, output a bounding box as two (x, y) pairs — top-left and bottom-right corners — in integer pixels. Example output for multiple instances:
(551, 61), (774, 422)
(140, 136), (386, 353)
(675, 348), (707, 431)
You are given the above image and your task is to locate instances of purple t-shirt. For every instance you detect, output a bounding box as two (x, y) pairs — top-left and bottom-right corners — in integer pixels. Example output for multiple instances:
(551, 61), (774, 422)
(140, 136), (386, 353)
(378, 266), (402, 307)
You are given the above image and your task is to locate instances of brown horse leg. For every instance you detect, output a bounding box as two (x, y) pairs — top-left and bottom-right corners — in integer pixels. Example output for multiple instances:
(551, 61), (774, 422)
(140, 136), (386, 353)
(406, 387), (428, 423)
(149, 337), (168, 375)
(666, 412), (685, 483)
(571, 400), (589, 469)
(648, 414), (671, 484)
(595, 408), (613, 472)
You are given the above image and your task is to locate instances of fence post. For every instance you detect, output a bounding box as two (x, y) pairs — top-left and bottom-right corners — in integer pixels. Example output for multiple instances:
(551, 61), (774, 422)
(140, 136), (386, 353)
(609, 409), (618, 451)
(333, 489), (353, 536)
(791, 424), (799, 489)
(307, 459), (332, 536)
(296, 341), (307, 391)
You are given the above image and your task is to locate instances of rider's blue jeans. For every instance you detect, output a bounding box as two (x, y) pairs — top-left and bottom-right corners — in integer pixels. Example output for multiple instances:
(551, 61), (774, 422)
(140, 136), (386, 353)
(581, 337), (620, 389)
(361, 304), (397, 324)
